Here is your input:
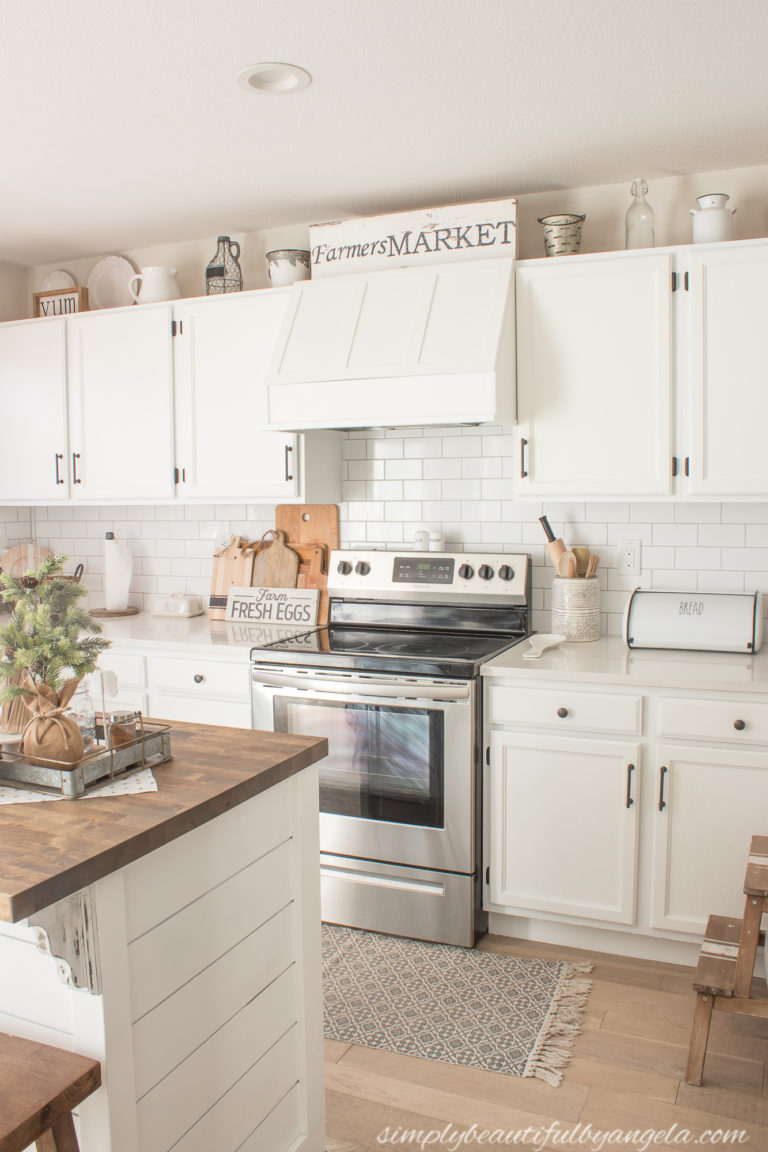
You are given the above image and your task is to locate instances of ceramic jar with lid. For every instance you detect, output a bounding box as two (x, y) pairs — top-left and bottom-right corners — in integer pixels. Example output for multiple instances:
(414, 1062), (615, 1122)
(690, 194), (736, 244)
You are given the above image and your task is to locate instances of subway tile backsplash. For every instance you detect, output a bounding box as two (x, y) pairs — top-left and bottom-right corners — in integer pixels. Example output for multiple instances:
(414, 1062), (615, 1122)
(6, 424), (768, 637)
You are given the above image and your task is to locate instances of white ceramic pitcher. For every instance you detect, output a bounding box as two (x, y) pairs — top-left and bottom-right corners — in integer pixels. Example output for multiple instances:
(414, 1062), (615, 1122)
(127, 266), (181, 304)
(690, 194), (736, 244)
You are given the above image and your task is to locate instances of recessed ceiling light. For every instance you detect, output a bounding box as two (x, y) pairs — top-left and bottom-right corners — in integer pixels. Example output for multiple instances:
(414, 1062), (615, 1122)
(236, 62), (312, 95)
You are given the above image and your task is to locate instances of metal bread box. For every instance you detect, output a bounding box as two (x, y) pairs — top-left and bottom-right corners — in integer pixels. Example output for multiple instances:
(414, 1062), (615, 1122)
(624, 589), (764, 653)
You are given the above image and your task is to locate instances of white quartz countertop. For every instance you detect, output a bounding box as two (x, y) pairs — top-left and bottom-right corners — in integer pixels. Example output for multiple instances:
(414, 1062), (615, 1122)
(98, 612), (308, 659)
(482, 635), (768, 694)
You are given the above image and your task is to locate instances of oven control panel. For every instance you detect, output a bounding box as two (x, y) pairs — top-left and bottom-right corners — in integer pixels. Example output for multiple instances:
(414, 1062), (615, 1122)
(328, 550), (530, 601)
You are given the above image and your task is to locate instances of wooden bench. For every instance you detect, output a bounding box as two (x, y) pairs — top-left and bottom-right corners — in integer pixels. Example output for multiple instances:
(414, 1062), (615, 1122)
(685, 834), (768, 1085)
(0, 1032), (101, 1152)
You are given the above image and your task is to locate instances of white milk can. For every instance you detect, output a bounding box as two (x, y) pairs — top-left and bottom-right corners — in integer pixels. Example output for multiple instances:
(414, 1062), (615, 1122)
(690, 194), (736, 244)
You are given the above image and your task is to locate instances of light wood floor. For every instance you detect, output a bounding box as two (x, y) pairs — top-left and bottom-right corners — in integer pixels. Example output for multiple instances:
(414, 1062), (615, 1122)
(325, 933), (768, 1151)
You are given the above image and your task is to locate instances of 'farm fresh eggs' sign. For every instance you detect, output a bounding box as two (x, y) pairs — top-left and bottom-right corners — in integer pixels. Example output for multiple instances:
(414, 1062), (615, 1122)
(225, 586), (318, 625)
(309, 198), (517, 278)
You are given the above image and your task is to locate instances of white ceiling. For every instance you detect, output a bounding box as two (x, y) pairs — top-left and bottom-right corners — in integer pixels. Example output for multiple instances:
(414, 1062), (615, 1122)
(3, 0), (768, 266)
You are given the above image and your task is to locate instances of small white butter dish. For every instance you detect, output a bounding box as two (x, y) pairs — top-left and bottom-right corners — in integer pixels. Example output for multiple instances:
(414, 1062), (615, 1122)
(153, 593), (204, 618)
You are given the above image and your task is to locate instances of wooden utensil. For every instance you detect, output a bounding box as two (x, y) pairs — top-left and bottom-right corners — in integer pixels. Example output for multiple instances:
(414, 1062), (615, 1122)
(557, 550), (578, 578)
(572, 547), (591, 577)
(586, 554), (600, 577)
(208, 536), (256, 620)
(250, 530), (300, 589)
(292, 543), (329, 625)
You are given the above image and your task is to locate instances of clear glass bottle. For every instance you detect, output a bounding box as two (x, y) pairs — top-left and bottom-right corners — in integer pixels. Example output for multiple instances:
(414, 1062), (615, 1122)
(67, 681), (96, 749)
(205, 236), (243, 294)
(625, 178), (655, 249)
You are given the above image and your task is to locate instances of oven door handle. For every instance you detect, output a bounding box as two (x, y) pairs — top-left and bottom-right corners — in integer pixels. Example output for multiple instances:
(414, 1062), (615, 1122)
(251, 670), (471, 702)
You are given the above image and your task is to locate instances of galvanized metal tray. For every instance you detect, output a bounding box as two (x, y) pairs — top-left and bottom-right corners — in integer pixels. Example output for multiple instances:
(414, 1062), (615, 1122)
(0, 717), (172, 800)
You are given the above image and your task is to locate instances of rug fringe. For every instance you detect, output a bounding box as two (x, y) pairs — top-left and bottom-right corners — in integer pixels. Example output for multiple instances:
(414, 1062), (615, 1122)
(523, 962), (594, 1087)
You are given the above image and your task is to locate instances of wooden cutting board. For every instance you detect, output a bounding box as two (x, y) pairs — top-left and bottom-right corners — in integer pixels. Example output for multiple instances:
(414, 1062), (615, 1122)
(275, 505), (339, 551)
(251, 530), (300, 589)
(292, 543), (328, 626)
(208, 536), (255, 620)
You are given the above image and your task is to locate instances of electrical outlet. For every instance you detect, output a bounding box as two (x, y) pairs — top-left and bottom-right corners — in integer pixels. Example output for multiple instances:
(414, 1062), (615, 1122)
(618, 538), (641, 578)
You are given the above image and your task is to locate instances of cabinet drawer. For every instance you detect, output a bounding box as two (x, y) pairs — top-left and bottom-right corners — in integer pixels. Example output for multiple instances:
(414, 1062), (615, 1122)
(148, 655), (250, 700)
(657, 697), (768, 744)
(488, 684), (642, 735)
(99, 651), (147, 688)
(149, 694), (252, 729)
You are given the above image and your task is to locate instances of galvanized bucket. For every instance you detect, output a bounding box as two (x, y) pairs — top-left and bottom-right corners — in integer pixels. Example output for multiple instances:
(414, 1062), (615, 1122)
(537, 214), (586, 257)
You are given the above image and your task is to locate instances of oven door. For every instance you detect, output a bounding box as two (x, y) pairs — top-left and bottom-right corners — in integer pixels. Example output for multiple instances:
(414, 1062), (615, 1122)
(251, 665), (476, 874)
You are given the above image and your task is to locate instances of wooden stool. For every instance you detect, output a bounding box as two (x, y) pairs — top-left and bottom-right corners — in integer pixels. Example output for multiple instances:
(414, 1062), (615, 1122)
(685, 834), (768, 1085)
(0, 1032), (101, 1152)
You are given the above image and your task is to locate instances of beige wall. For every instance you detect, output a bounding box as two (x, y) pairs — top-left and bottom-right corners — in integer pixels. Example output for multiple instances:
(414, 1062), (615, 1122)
(26, 162), (768, 315)
(0, 259), (27, 321)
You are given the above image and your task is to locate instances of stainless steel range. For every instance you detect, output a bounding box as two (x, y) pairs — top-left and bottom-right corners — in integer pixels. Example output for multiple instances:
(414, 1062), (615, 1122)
(251, 549), (531, 947)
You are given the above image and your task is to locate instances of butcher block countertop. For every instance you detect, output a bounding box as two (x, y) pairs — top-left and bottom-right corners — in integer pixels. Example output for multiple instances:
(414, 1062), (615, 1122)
(0, 721), (328, 923)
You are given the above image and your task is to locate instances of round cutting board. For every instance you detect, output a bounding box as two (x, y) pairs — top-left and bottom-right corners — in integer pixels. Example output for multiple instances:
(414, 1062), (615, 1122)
(0, 544), (54, 577)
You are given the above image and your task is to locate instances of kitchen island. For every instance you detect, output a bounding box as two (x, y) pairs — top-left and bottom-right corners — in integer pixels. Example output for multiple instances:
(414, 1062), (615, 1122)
(0, 721), (328, 1152)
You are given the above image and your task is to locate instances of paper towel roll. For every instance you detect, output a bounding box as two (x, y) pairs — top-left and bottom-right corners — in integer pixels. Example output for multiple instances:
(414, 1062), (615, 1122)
(104, 532), (132, 611)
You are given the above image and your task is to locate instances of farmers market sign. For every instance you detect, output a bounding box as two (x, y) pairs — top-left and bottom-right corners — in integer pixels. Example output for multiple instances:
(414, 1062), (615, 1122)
(309, 198), (517, 278)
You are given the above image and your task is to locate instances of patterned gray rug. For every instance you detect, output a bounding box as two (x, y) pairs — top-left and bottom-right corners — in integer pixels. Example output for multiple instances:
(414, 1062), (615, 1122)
(322, 925), (593, 1086)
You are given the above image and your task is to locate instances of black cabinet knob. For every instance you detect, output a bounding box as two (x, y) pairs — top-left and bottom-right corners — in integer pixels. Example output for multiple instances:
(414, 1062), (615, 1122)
(557, 706), (568, 718)
(194, 674), (204, 684)
(734, 718), (746, 731)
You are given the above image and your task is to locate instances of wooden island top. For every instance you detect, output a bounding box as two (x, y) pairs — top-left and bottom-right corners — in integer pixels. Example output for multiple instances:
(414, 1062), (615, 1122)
(0, 720), (328, 923)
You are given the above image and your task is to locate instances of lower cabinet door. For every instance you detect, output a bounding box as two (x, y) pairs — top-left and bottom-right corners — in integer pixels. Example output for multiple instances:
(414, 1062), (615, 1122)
(489, 732), (640, 925)
(651, 744), (768, 934)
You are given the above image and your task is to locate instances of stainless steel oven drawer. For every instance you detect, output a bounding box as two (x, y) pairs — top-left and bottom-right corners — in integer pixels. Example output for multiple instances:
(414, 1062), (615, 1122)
(320, 854), (477, 947)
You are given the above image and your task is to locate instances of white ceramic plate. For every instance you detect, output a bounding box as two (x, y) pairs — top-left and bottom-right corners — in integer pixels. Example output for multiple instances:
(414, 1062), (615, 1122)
(40, 270), (76, 292)
(87, 255), (137, 309)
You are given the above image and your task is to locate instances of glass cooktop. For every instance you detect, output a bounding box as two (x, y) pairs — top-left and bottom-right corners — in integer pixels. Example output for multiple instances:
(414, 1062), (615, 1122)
(251, 625), (526, 679)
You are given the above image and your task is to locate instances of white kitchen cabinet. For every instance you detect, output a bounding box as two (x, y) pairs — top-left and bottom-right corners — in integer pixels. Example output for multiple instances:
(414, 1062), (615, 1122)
(67, 304), (176, 501)
(0, 316), (70, 502)
(489, 731), (640, 924)
(515, 252), (674, 498)
(685, 244), (768, 496)
(267, 258), (516, 429)
(650, 744), (768, 934)
(172, 291), (340, 502)
(484, 644), (768, 962)
(146, 651), (252, 728)
(515, 237), (768, 501)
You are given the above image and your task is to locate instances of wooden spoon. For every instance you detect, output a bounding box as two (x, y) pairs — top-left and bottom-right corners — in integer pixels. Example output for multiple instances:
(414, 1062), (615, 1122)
(557, 550), (578, 578)
(586, 554), (600, 577)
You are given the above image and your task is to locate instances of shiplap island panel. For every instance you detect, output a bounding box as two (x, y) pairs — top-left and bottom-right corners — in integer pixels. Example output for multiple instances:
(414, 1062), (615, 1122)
(0, 721), (328, 1152)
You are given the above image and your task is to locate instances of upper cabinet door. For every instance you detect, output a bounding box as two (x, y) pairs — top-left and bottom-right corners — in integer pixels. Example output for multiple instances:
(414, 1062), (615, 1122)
(686, 244), (768, 497)
(67, 306), (175, 500)
(173, 291), (301, 501)
(0, 317), (69, 502)
(267, 259), (516, 428)
(516, 253), (674, 497)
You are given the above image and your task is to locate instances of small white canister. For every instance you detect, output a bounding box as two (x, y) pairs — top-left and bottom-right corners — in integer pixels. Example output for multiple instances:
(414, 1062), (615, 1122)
(551, 576), (600, 642)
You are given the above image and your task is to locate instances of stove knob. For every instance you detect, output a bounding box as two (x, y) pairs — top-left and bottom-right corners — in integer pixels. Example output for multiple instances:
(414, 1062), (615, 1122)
(355, 561), (370, 576)
(337, 560), (353, 576)
(478, 564), (494, 580)
(498, 565), (515, 581)
(458, 564), (474, 580)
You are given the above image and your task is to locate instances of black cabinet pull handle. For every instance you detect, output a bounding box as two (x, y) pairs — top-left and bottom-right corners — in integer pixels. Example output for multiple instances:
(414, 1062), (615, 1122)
(72, 452), (81, 484)
(556, 706), (568, 718)
(626, 763), (635, 809)
(55, 453), (64, 485)
(520, 437), (528, 478)
(734, 719), (746, 731)
(658, 765), (668, 811)
(193, 674), (204, 684)
(684, 457), (690, 477)
(284, 444), (294, 481)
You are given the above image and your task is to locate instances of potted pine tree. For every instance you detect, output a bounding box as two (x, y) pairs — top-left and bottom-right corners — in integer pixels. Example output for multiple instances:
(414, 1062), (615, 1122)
(0, 555), (110, 763)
